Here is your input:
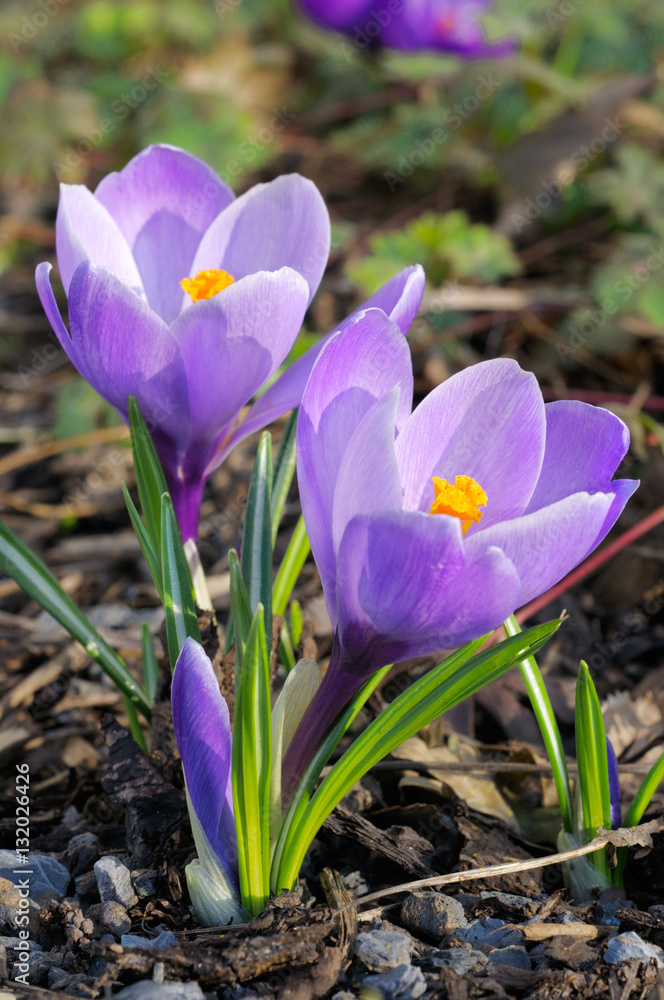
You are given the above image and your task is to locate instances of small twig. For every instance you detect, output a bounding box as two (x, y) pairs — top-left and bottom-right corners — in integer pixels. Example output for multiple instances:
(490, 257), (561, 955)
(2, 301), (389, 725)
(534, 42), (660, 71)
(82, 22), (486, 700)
(335, 821), (663, 913)
(372, 758), (654, 777)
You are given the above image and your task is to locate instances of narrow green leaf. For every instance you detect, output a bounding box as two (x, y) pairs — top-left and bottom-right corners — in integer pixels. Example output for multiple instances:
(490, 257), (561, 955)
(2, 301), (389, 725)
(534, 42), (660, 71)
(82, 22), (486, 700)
(270, 662), (391, 894)
(624, 749), (664, 828)
(121, 483), (163, 599)
(274, 619), (561, 892)
(273, 516), (310, 617)
(617, 748), (664, 880)
(271, 410), (298, 547)
(228, 548), (253, 674)
(290, 600), (303, 648)
(278, 622), (296, 673)
(161, 493), (200, 670)
(128, 396), (169, 553)
(0, 519), (151, 720)
(232, 604), (272, 915)
(505, 615), (573, 832)
(241, 432), (273, 650)
(575, 661), (611, 847)
(141, 622), (159, 706)
(123, 695), (147, 751)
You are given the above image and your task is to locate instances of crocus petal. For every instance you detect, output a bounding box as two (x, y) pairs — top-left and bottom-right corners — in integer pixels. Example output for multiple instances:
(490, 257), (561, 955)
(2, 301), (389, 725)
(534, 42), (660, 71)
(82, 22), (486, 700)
(35, 262), (77, 363)
(171, 268), (310, 481)
(396, 358), (546, 529)
(361, 264), (425, 333)
(332, 388), (403, 557)
(95, 144), (236, 324)
(527, 401), (631, 513)
(297, 309), (413, 619)
(336, 509), (521, 668)
(189, 174), (330, 305)
(606, 736), (621, 830)
(216, 264), (425, 466)
(172, 638), (237, 880)
(65, 261), (188, 474)
(464, 490), (620, 609)
(56, 185), (142, 295)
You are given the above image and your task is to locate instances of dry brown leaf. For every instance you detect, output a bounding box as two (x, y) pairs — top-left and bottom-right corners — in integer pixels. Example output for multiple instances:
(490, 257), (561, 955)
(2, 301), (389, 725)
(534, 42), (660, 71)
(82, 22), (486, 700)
(396, 736), (517, 829)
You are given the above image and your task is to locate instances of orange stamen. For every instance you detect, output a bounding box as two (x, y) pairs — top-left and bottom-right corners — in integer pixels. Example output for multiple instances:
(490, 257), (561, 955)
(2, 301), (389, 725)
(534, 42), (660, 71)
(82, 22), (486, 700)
(180, 268), (235, 302)
(429, 475), (487, 535)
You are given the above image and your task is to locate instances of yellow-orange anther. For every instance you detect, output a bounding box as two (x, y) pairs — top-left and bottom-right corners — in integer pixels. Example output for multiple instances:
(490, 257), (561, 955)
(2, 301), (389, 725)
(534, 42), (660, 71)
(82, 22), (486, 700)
(429, 475), (487, 535)
(180, 269), (235, 302)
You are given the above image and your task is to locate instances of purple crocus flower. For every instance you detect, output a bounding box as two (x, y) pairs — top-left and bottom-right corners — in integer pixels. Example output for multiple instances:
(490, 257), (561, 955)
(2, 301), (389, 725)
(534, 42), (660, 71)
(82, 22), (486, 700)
(172, 637), (245, 924)
(297, 0), (514, 57)
(35, 143), (332, 544)
(284, 315), (637, 790)
(606, 736), (621, 830)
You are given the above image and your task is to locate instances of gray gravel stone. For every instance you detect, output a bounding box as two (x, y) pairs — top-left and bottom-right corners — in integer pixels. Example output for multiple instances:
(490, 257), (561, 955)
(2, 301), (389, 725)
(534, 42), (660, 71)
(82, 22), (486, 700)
(341, 869), (372, 898)
(354, 930), (412, 972)
(401, 892), (467, 938)
(480, 891), (536, 912)
(595, 899), (634, 926)
(488, 946), (532, 970)
(65, 833), (101, 877)
(604, 931), (664, 967)
(0, 850), (70, 905)
(457, 917), (523, 949)
(121, 929), (178, 950)
(131, 869), (159, 900)
(425, 947), (488, 975)
(363, 963), (427, 1000)
(48, 966), (70, 988)
(114, 983), (205, 999)
(98, 900), (132, 936)
(94, 856), (138, 908)
(331, 993), (356, 1000)
(556, 910), (579, 924)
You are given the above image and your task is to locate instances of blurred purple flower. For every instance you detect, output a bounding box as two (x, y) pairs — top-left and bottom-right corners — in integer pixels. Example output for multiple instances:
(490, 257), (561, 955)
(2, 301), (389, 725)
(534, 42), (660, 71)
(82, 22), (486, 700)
(284, 316), (637, 789)
(36, 143), (332, 543)
(297, 0), (514, 57)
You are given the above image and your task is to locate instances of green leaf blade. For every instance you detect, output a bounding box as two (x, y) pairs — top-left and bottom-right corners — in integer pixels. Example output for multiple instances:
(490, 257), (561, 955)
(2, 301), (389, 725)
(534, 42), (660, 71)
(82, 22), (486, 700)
(128, 396), (169, 553)
(160, 493), (200, 670)
(0, 519), (151, 720)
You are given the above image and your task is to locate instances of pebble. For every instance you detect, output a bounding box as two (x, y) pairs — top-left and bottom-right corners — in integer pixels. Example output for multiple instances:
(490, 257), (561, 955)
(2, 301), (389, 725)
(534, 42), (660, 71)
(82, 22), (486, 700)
(456, 917), (523, 949)
(0, 877), (41, 935)
(132, 869), (159, 900)
(604, 931), (664, 967)
(341, 869), (372, 898)
(98, 900), (132, 936)
(0, 850), (70, 905)
(65, 833), (101, 877)
(94, 856), (138, 908)
(113, 982), (205, 999)
(363, 964), (427, 1000)
(353, 930), (412, 972)
(425, 947), (488, 975)
(121, 929), (179, 950)
(556, 911), (579, 924)
(331, 992), (356, 1000)
(480, 891), (536, 913)
(595, 899), (634, 926)
(401, 892), (467, 938)
(488, 946), (532, 970)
